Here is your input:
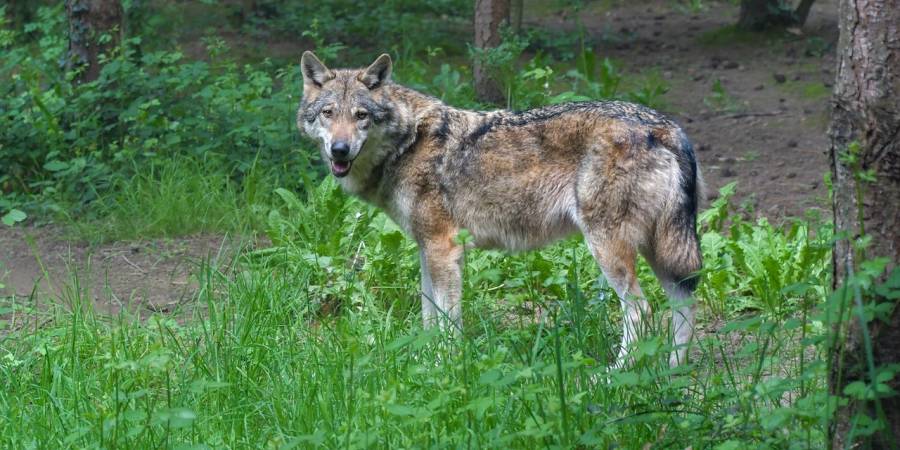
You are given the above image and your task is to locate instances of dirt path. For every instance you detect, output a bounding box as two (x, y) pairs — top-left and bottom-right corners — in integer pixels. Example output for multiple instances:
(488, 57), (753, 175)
(533, 0), (836, 218)
(0, 227), (240, 320)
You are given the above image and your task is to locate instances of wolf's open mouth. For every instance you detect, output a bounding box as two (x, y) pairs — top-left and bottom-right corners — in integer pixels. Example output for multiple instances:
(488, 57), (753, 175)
(330, 160), (352, 177)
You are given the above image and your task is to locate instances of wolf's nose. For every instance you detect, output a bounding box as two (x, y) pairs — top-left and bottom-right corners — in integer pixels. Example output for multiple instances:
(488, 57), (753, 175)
(331, 141), (350, 160)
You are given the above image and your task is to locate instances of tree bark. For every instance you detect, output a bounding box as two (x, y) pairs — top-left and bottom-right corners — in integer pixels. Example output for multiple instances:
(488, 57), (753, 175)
(828, 0), (900, 447)
(473, 0), (509, 104)
(66, 0), (123, 84)
(737, 0), (816, 30)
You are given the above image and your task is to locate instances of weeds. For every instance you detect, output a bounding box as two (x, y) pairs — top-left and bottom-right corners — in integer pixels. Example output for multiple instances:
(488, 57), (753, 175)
(780, 80), (831, 100)
(0, 179), (868, 448)
(676, 0), (708, 14)
(697, 183), (831, 318)
(704, 78), (744, 112)
(697, 24), (785, 47)
(1, 209), (26, 227)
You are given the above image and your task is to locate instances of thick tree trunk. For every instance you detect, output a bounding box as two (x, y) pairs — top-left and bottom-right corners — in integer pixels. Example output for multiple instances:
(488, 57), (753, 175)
(828, 0), (900, 447)
(737, 0), (816, 30)
(66, 0), (123, 84)
(473, 0), (509, 104)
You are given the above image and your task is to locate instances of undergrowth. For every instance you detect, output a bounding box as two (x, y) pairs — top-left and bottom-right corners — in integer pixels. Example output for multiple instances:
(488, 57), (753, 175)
(2, 182), (865, 448)
(68, 157), (273, 243)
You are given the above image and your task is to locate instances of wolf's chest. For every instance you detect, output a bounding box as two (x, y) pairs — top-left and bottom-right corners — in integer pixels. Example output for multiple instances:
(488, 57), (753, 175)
(382, 185), (417, 234)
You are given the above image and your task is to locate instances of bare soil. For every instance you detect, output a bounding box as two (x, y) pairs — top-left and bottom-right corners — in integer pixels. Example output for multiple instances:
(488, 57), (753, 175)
(1, 0), (836, 316)
(0, 227), (240, 322)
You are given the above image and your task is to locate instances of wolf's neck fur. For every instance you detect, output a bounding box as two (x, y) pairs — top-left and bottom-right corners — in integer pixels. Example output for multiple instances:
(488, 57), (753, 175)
(339, 84), (483, 199)
(336, 84), (428, 197)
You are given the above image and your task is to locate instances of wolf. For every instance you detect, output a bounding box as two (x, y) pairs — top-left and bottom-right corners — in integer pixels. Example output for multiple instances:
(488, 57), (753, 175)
(297, 52), (703, 367)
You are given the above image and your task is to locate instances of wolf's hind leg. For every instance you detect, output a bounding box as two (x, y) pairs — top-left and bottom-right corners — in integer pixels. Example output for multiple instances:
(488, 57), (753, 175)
(419, 237), (463, 332)
(644, 231), (702, 367)
(583, 235), (650, 368)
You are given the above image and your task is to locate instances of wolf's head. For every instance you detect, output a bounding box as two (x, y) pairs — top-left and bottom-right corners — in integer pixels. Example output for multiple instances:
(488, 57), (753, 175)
(297, 52), (393, 178)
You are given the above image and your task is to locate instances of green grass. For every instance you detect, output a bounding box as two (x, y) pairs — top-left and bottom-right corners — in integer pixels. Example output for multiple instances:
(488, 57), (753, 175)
(0, 182), (840, 448)
(782, 81), (831, 100)
(703, 78), (744, 113)
(697, 25), (786, 47)
(67, 157), (273, 243)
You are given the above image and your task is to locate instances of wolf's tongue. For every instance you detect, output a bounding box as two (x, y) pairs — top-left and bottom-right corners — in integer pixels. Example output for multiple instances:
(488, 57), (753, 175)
(332, 161), (349, 171)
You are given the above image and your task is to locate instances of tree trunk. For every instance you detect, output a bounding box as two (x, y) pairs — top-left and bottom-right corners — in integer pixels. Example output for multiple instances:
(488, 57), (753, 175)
(473, 0), (509, 104)
(66, 0), (123, 84)
(737, 0), (816, 30)
(828, 0), (900, 446)
(512, 0), (524, 34)
(793, 0), (816, 25)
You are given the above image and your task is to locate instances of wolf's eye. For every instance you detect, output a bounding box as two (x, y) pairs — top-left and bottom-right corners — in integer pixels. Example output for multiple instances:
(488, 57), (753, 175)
(355, 110), (368, 120)
(321, 108), (333, 118)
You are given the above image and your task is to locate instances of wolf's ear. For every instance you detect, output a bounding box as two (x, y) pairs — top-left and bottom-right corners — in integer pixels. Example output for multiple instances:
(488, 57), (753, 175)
(358, 53), (392, 90)
(301, 51), (334, 88)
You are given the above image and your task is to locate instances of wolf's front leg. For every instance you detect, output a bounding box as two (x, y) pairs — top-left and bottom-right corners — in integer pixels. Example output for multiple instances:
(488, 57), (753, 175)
(419, 238), (464, 331)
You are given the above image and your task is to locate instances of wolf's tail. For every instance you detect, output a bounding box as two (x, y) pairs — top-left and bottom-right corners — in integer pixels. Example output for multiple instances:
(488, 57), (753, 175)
(650, 127), (704, 294)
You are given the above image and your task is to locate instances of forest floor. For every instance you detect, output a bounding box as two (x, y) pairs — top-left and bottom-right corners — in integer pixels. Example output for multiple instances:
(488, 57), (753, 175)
(1, 0), (836, 312)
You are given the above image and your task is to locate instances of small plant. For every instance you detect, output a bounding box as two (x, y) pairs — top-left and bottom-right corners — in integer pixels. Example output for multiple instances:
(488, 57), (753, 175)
(704, 78), (743, 112)
(744, 150), (760, 162)
(431, 63), (472, 105)
(804, 36), (832, 57)
(697, 182), (832, 317)
(1, 209), (26, 226)
(625, 70), (670, 110)
(676, 0), (708, 14)
(562, 49), (621, 101)
(301, 18), (345, 63)
(468, 27), (530, 108)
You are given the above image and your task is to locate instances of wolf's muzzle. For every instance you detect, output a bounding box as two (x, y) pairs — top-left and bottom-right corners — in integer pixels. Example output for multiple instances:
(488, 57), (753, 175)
(329, 141), (353, 177)
(331, 141), (351, 160)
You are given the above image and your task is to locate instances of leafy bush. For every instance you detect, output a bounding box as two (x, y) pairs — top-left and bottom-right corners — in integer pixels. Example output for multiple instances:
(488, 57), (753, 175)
(1, 6), (314, 217)
(245, 0), (473, 57)
(698, 183), (832, 317)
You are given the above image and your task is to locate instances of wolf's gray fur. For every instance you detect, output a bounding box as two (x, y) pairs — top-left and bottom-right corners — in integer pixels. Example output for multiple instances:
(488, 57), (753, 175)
(298, 52), (703, 367)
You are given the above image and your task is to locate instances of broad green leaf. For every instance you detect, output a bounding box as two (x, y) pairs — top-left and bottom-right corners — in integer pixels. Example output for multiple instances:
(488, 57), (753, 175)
(2, 209), (26, 226)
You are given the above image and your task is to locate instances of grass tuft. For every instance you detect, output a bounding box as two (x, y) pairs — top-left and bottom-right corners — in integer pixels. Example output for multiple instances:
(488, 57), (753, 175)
(67, 157), (272, 243)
